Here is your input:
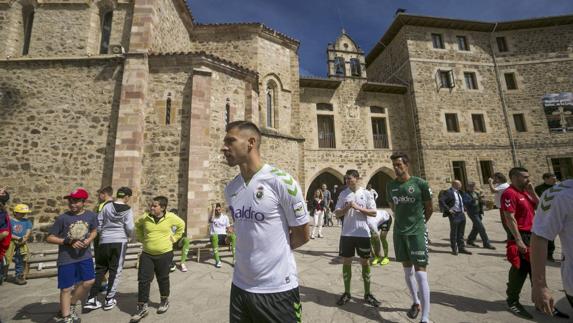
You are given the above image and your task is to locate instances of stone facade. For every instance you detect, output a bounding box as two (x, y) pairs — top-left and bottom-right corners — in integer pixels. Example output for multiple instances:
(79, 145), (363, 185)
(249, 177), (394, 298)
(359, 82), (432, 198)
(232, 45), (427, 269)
(1, 2), (572, 237)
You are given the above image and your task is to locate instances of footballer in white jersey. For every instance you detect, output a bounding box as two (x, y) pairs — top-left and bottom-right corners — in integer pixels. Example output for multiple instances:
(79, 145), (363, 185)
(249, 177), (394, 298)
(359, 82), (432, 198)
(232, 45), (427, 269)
(222, 121), (309, 323)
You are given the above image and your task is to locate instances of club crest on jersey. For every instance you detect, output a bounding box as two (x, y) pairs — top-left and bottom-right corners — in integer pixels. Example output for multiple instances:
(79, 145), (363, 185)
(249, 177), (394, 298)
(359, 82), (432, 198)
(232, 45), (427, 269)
(255, 186), (264, 199)
(408, 186), (415, 194)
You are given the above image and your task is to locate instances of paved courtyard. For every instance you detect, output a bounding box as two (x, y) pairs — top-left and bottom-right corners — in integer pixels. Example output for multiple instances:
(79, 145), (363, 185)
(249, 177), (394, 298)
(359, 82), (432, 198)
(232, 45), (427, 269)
(0, 210), (569, 323)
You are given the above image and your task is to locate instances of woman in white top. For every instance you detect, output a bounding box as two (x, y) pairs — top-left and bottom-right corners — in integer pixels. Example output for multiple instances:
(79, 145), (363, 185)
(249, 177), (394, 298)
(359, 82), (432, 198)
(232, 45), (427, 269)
(310, 189), (325, 239)
(209, 203), (236, 268)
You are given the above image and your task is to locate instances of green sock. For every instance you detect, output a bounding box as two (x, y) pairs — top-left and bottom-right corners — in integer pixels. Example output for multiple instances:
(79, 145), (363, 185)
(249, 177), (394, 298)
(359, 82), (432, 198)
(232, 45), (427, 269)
(210, 234), (220, 262)
(343, 264), (351, 293)
(370, 236), (381, 258)
(180, 238), (190, 263)
(382, 239), (389, 258)
(362, 265), (371, 295)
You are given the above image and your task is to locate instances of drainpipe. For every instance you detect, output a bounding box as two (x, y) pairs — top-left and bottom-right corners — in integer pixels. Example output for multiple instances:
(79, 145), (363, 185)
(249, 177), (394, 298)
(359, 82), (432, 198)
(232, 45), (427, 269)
(489, 23), (518, 166)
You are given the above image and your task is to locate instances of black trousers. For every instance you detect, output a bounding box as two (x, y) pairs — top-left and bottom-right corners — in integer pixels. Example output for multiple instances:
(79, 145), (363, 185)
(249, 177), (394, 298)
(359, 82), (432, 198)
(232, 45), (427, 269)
(548, 240), (556, 258)
(567, 293), (573, 308)
(89, 242), (128, 299)
(230, 284), (301, 323)
(506, 257), (531, 304)
(137, 251), (173, 303)
(448, 213), (466, 252)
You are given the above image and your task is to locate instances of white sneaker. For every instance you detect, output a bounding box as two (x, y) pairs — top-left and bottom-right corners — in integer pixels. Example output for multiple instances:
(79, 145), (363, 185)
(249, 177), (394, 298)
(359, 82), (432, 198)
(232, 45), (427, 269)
(215, 261), (222, 268)
(84, 297), (102, 310)
(180, 263), (188, 272)
(103, 298), (117, 311)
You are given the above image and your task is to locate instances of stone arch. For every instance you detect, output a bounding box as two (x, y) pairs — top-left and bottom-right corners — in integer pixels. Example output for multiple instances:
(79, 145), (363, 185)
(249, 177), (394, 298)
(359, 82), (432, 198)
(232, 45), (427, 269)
(262, 74), (282, 128)
(305, 168), (344, 201)
(365, 166), (395, 207)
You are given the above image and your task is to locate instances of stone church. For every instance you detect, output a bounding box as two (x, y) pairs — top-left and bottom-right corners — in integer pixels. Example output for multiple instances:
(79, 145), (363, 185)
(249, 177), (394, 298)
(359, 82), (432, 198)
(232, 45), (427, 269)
(1, 0), (572, 238)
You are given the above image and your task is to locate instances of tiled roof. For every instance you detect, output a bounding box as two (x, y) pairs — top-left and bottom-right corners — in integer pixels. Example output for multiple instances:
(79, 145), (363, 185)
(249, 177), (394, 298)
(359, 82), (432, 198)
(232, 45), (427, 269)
(193, 22), (300, 46)
(149, 50), (258, 76)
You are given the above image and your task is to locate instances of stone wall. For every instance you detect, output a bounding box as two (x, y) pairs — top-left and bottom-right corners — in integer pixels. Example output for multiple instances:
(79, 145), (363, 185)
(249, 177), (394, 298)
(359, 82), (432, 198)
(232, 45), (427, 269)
(0, 58), (123, 226)
(151, 0), (193, 53)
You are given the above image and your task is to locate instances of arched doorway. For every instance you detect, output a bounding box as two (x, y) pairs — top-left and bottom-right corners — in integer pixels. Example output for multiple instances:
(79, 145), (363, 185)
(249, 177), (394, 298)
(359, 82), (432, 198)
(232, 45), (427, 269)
(306, 171), (344, 203)
(367, 170), (394, 208)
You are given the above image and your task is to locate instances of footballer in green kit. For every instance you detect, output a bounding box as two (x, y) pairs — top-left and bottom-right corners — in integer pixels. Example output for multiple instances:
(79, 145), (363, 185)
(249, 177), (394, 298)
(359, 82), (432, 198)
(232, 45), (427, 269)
(386, 152), (433, 323)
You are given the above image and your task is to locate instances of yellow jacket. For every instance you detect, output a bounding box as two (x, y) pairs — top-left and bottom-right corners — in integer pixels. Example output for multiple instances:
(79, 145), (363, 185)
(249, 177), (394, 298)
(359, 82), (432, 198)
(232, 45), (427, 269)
(135, 212), (185, 255)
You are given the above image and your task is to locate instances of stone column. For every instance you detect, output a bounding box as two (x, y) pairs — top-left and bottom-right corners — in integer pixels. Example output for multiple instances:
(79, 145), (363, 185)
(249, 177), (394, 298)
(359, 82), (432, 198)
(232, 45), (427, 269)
(185, 68), (212, 237)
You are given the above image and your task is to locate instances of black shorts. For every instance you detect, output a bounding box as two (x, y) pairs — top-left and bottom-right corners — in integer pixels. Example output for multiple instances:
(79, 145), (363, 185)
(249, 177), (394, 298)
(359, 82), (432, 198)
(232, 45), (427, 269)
(378, 216), (393, 232)
(230, 284), (301, 323)
(339, 236), (371, 258)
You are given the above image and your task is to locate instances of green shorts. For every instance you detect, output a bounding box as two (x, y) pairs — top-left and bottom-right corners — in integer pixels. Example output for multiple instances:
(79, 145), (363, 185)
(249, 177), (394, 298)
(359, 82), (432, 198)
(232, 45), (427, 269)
(393, 231), (429, 266)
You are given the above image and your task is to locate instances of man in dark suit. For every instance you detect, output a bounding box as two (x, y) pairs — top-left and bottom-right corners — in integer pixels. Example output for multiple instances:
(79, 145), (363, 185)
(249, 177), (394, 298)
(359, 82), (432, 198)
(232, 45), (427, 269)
(439, 180), (472, 255)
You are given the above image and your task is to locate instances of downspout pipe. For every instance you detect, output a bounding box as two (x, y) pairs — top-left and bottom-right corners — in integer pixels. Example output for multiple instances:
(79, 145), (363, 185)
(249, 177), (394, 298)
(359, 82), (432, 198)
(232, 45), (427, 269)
(489, 23), (519, 166)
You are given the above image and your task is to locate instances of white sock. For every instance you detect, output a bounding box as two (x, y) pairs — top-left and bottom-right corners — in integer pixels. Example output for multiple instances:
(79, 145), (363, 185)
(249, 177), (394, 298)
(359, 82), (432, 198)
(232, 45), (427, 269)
(403, 266), (420, 305)
(415, 271), (430, 322)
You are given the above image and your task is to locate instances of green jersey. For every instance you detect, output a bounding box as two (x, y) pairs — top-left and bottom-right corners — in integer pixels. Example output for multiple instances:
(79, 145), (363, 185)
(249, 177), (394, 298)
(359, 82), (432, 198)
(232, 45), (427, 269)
(386, 176), (432, 235)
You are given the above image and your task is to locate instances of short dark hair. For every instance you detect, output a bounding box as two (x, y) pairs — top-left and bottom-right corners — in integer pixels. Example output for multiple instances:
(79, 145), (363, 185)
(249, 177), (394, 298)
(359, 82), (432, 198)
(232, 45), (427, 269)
(509, 167), (529, 179)
(169, 208), (178, 215)
(493, 172), (507, 183)
(97, 186), (113, 196)
(226, 120), (262, 147)
(153, 196), (168, 210)
(390, 152), (410, 164)
(215, 202), (221, 208)
(346, 169), (360, 179)
(542, 172), (556, 180)
(116, 187), (132, 198)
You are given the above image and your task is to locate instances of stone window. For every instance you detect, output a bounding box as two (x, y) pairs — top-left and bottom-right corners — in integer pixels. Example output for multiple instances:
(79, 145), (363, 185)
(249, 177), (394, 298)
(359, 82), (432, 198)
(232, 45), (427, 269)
(350, 58), (361, 76)
(334, 57), (345, 76)
(317, 115), (335, 148)
(99, 10), (113, 54)
(504, 73), (518, 90)
(456, 36), (469, 51)
(471, 114), (486, 132)
(371, 117), (389, 149)
(445, 113), (460, 132)
(464, 72), (478, 90)
(165, 93), (172, 125)
(438, 70), (455, 88)
(513, 114), (527, 132)
(266, 83), (276, 128)
(479, 160), (494, 184)
(316, 103), (333, 111)
(496, 36), (508, 52)
(452, 161), (468, 189)
(432, 33), (444, 49)
(22, 6), (35, 55)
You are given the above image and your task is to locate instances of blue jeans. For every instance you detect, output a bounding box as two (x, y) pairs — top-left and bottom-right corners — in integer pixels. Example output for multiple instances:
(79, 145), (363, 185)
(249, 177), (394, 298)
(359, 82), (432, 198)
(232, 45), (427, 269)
(467, 213), (491, 246)
(14, 246), (25, 277)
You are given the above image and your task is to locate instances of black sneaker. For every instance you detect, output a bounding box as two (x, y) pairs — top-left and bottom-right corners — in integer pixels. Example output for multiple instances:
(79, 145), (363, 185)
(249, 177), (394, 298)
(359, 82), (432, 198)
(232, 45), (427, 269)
(130, 303), (149, 323)
(484, 244), (496, 250)
(407, 303), (420, 319)
(337, 292), (351, 306)
(157, 298), (169, 314)
(364, 293), (381, 307)
(507, 301), (533, 319)
(467, 241), (479, 247)
(459, 249), (473, 255)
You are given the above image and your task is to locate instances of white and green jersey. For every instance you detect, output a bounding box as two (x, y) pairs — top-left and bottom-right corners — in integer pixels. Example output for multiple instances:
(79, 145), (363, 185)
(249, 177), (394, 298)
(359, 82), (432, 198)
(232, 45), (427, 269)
(533, 179), (573, 295)
(210, 214), (230, 235)
(335, 187), (377, 238)
(224, 164), (309, 293)
(367, 209), (391, 232)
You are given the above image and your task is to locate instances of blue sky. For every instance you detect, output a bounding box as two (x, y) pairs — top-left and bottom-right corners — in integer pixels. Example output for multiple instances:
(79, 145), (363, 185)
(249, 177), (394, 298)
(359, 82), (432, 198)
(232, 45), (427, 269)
(189, 0), (573, 77)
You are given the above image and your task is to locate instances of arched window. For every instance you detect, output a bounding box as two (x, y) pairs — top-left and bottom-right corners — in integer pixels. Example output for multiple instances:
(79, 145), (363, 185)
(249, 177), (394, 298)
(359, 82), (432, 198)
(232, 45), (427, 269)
(334, 57), (345, 76)
(99, 10), (113, 54)
(266, 88), (273, 128)
(225, 100), (231, 126)
(22, 6), (35, 55)
(165, 93), (172, 125)
(350, 58), (361, 76)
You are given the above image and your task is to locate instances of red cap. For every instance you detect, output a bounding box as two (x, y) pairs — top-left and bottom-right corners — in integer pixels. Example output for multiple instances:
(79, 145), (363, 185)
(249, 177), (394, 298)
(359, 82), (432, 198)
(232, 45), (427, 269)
(64, 188), (89, 200)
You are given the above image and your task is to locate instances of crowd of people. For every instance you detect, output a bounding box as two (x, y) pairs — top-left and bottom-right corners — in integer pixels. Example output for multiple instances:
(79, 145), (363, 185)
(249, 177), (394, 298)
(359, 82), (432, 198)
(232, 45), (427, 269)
(0, 120), (572, 323)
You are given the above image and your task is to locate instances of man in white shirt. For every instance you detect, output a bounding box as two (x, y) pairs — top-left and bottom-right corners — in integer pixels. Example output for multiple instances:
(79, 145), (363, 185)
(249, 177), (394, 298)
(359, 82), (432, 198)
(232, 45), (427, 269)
(489, 172), (511, 239)
(334, 169), (380, 307)
(531, 179), (573, 319)
(222, 121), (309, 323)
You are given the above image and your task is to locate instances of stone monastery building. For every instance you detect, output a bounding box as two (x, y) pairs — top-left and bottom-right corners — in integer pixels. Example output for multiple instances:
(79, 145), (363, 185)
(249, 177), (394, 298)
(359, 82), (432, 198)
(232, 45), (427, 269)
(1, 0), (572, 237)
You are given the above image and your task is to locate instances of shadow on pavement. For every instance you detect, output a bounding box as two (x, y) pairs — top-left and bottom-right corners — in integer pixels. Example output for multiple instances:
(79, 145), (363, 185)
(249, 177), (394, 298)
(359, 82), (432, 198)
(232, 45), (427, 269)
(431, 291), (507, 314)
(114, 292), (159, 317)
(300, 285), (401, 323)
(12, 302), (59, 323)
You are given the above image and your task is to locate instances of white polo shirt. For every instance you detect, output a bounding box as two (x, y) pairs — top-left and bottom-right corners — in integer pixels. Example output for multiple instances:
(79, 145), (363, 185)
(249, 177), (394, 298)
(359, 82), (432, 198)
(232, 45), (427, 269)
(224, 164), (309, 293)
(532, 179), (573, 296)
(367, 209), (391, 232)
(209, 214), (230, 235)
(335, 187), (377, 238)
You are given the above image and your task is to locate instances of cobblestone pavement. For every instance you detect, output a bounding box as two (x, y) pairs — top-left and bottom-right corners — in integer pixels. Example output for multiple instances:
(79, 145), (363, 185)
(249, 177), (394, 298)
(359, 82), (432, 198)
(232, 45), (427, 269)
(0, 210), (569, 323)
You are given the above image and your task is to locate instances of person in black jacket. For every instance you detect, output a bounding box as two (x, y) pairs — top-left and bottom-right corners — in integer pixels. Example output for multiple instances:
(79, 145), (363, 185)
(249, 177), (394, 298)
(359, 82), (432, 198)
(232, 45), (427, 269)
(439, 181), (472, 255)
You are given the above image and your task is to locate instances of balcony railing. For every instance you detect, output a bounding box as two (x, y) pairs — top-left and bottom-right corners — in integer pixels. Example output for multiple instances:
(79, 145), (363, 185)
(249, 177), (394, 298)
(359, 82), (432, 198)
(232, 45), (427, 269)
(318, 132), (336, 148)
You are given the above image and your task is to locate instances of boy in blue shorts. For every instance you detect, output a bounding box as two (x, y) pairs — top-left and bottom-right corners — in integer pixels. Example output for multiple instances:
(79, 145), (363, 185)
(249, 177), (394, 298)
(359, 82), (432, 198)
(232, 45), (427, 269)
(8, 204), (33, 285)
(47, 188), (98, 323)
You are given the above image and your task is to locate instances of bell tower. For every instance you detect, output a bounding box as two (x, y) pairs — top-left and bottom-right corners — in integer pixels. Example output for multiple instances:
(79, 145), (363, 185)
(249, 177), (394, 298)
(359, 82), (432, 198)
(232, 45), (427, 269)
(327, 30), (366, 79)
